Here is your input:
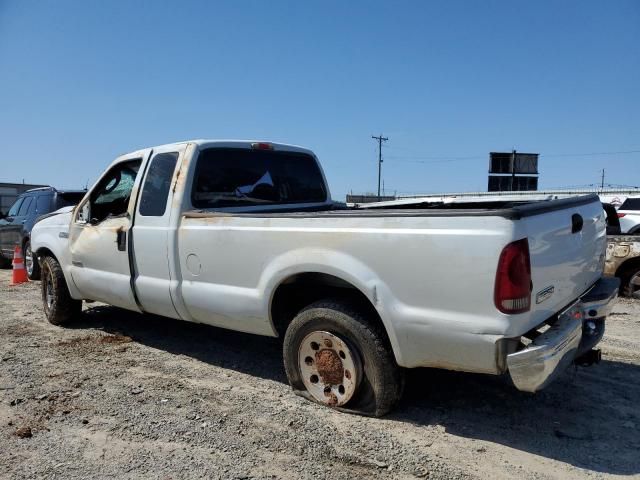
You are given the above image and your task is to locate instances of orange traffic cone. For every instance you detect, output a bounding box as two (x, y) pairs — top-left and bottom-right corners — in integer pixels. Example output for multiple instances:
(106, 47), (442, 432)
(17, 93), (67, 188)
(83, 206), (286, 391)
(10, 245), (29, 285)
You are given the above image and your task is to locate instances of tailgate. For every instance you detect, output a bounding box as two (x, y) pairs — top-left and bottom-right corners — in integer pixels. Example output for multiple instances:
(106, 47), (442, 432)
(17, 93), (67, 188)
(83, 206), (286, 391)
(516, 195), (606, 329)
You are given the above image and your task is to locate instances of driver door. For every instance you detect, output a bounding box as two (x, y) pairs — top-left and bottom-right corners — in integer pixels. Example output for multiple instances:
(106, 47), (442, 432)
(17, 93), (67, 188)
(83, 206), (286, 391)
(68, 153), (148, 309)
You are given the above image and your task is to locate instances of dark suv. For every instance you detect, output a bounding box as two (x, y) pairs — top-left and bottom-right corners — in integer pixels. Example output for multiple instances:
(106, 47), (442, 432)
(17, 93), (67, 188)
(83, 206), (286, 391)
(0, 187), (85, 279)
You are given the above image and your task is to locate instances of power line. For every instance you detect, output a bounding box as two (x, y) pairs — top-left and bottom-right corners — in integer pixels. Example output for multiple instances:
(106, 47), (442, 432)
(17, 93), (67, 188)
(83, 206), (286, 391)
(372, 134), (388, 199)
(382, 148), (640, 164)
(386, 156), (484, 164)
(543, 149), (640, 158)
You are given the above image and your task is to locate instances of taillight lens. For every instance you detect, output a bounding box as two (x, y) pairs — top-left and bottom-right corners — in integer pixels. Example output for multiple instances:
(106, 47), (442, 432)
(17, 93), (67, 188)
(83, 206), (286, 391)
(251, 142), (273, 150)
(617, 213), (626, 218)
(494, 238), (531, 314)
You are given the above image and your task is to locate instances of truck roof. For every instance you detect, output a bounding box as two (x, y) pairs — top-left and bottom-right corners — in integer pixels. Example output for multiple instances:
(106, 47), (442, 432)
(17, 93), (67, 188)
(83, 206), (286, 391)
(122, 140), (315, 158)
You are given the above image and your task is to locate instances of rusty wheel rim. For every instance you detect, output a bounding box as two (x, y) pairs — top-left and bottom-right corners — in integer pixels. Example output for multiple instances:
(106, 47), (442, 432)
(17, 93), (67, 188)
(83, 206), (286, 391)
(298, 331), (360, 407)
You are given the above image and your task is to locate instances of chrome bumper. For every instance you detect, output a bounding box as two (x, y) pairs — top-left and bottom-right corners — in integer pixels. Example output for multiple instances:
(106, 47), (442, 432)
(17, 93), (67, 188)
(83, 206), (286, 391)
(507, 276), (620, 393)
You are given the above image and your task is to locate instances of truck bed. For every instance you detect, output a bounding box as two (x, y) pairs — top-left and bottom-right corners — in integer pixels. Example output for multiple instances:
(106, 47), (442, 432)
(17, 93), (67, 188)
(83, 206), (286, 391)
(177, 193), (605, 373)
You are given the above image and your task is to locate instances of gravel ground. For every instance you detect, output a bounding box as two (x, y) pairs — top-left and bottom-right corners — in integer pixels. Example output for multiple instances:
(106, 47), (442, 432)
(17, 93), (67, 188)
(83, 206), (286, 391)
(1, 269), (639, 479)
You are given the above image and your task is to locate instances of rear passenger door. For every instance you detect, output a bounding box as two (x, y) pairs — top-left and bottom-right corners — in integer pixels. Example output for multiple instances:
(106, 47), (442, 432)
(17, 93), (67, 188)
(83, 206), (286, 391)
(132, 145), (184, 318)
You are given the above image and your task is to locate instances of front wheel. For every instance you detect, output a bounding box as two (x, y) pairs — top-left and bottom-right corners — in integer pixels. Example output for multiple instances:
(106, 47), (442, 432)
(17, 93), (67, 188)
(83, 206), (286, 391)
(24, 241), (40, 280)
(40, 256), (82, 325)
(283, 299), (404, 417)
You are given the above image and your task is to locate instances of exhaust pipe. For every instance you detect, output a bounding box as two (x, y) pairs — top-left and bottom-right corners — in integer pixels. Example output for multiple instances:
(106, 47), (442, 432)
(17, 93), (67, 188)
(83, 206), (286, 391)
(574, 348), (602, 367)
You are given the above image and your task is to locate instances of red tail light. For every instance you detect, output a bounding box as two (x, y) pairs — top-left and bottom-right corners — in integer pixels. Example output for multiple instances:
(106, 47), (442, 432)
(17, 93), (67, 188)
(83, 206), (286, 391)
(494, 238), (531, 314)
(617, 213), (626, 218)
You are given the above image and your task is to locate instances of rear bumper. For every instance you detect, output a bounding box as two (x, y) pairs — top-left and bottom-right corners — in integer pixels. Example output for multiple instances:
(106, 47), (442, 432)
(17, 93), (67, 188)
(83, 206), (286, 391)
(507, 276), (620, 393)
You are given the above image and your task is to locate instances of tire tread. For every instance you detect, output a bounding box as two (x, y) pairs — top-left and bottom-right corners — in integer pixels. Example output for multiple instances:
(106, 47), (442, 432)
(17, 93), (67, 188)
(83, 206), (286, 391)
(283, 298), (404, 416)
(41, 256), (81, 325)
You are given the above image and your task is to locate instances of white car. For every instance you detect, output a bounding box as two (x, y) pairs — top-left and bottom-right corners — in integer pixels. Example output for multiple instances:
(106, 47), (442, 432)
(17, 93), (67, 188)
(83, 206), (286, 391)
(617, 197), (640, 234)
(31, 139), (618, 416)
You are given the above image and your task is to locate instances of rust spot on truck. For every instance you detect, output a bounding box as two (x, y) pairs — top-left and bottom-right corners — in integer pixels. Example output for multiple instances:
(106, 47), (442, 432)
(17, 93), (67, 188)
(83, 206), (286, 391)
(315, 349), (344, 385)
(323, 389), (338, 406)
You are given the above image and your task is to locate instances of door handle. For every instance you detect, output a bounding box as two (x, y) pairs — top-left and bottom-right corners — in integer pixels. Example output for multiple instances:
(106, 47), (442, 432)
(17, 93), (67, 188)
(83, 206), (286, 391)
(117, 229), (127, 251)
(571, 214), (583, 234)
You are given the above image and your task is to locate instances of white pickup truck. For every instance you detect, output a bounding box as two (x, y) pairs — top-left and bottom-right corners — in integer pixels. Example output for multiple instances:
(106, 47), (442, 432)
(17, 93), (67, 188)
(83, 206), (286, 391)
(32, 140), (619, 416)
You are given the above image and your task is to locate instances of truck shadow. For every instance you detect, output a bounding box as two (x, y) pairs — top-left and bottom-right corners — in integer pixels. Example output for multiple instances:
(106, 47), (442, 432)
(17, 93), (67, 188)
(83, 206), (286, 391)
(75, 305), (639, 476)
(75, 305), (288, 383)
(394, 363), (640, 475)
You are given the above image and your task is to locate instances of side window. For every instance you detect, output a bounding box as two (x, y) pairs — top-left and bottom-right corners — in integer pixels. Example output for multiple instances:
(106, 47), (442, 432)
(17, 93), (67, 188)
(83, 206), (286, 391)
(27, 197), (37, 215)
(139, 152), (179, 216)
(36, 195), (51, 214)
(82, 159), (142, 224)
(17, 197), (33, 216)
(7, 198), (24, 217)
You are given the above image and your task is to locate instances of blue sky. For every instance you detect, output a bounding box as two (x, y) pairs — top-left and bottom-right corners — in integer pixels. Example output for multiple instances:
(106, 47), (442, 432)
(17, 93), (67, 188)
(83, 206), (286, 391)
(1, 1), (638, 199)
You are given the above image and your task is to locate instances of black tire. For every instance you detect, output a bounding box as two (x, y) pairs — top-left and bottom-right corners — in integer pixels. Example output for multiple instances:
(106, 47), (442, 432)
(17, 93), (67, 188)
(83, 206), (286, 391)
(283, 299), (404, 417)
(618, 262), (640, 298)
(40, 256), (82, 326)
(23, 240), (40, 280)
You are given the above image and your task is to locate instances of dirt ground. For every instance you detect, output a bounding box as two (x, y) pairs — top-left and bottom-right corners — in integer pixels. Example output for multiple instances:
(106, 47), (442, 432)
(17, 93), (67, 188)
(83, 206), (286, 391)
(1, 269), (639, 480)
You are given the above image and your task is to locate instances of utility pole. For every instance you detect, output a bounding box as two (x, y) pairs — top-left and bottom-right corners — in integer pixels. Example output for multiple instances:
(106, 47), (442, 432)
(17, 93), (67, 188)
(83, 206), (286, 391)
(372, 134), (388, 199)
(601, 169), (605, 191)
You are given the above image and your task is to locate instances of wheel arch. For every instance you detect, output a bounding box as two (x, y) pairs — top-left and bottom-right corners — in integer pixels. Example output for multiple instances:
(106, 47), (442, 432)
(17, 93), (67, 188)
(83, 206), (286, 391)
(35, 245), (83, 300)
(615, 256), (640, 278)
(268, 268), (403, 365)
(35, 246), (58, 263)
(628, 224), (640, 235)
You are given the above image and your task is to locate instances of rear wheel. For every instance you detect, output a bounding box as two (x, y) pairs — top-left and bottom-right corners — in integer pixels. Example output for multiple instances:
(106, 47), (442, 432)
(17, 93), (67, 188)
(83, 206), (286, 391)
(619, 262), (640, 298)
(283, 299), (404, 416)
(41, 256), (82, 325)
(24, 241), (40, 280)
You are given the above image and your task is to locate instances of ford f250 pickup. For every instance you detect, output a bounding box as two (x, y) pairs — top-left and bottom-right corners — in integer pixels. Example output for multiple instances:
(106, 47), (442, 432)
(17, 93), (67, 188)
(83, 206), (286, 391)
(31, 140), (619, 416)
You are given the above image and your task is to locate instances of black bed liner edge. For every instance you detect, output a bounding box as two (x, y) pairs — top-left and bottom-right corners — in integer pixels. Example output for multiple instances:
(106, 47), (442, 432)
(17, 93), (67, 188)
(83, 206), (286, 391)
(183, 194), (600, 220)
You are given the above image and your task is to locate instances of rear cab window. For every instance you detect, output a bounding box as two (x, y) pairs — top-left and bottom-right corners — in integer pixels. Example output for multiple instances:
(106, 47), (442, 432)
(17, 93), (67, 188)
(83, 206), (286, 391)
(191, 148), (327, 209)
